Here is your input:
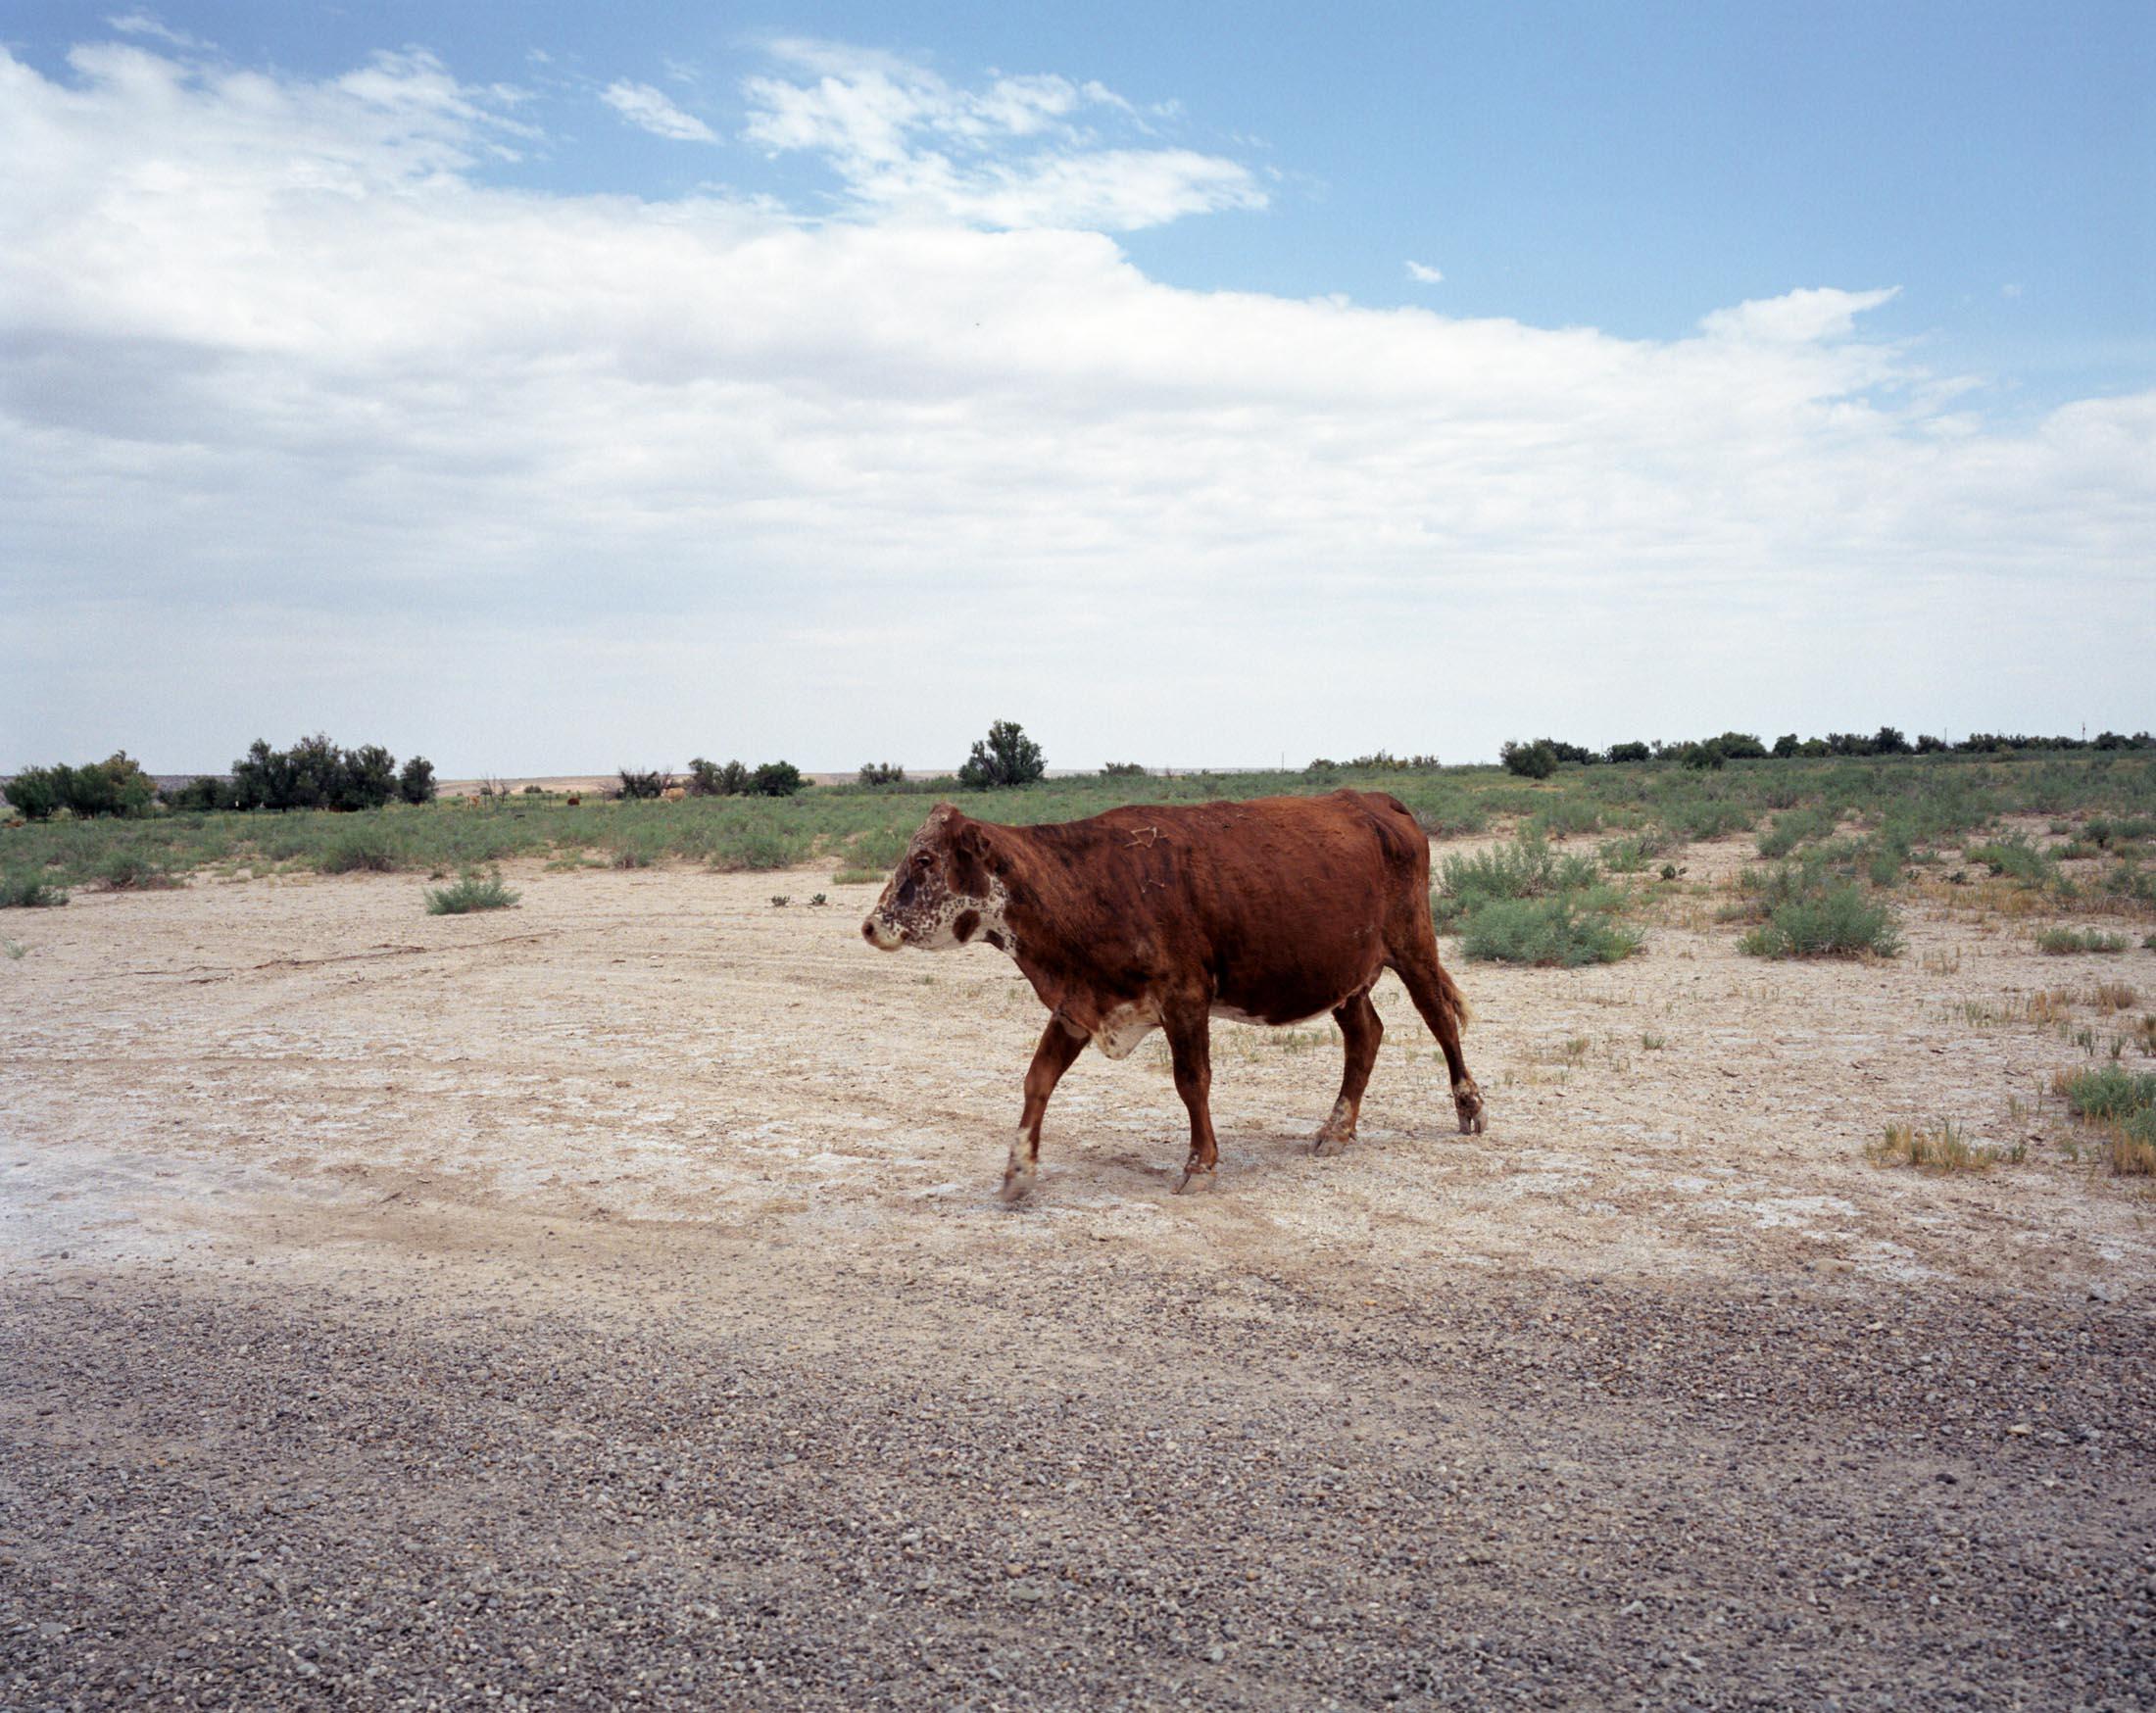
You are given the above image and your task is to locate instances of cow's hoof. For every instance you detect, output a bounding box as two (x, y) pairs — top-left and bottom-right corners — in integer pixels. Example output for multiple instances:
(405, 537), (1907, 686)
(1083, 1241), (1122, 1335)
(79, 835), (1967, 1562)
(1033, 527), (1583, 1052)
(1000, 1165), (1036, 1202)
(1173, 1167), (1216, 1196)
(1311, 1131), (1351, 1157)
(1454, 1094), (1487, 1136)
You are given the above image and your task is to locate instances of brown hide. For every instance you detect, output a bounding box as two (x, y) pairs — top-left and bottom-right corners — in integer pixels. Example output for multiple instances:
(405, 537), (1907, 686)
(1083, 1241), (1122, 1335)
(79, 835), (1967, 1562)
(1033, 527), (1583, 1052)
(862, 791), (1484, 1199)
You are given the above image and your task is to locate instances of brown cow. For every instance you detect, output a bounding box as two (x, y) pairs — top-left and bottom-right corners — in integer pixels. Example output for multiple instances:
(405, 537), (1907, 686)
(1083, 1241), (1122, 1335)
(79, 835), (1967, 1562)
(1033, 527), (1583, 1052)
(861, 792), (1484, 1199)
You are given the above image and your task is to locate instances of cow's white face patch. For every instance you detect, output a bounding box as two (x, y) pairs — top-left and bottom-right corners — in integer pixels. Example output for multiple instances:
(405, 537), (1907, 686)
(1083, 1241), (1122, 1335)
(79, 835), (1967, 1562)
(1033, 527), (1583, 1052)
(862, 814), (1019, 958)
(1093, 1002), (1159, 1060)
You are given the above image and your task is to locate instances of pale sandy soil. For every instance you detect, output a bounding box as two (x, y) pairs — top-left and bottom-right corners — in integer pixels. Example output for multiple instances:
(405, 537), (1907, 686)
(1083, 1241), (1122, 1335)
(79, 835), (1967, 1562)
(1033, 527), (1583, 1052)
(4, 843), (2154, 1711)
(4, 842), (2150, 1294)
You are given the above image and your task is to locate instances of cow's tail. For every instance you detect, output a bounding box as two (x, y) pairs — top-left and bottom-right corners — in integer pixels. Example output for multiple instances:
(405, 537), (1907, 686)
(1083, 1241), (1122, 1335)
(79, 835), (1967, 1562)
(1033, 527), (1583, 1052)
(1435, 957), (1473, 1032)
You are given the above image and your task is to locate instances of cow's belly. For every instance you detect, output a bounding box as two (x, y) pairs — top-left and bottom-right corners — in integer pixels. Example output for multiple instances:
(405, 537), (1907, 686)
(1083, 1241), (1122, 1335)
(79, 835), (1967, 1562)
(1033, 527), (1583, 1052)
(1211, 957), (1379, 1028)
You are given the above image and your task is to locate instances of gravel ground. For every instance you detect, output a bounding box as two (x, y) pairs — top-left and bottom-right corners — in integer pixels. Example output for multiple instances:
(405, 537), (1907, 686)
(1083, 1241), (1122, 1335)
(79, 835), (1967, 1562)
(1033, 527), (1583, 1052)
(4, 1219), (2152, 1712)
(4, 857), (2154, 1709)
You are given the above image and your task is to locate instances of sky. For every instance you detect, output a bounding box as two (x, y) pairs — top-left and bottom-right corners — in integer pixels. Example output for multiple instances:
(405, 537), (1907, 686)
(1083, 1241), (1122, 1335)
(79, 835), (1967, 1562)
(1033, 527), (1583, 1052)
(1, 3), (2151, 775)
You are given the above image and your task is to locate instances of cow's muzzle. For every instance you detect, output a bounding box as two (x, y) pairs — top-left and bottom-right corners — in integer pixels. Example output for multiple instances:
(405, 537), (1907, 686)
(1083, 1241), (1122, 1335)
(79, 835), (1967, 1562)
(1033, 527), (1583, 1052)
(861, 915), (904, 951)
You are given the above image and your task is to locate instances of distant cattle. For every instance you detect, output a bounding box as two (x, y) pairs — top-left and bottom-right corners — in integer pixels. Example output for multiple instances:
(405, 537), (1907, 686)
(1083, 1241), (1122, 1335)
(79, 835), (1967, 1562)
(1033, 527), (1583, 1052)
(862, 793), (1483, 1199)
(662, 786), (686, 803)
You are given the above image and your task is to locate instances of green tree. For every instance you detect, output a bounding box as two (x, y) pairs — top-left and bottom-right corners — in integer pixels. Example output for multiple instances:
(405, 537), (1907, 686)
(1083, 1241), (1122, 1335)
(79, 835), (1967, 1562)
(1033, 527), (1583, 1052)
(398, 756), (437, 805)
(958, 720), (1046, 790)
(750, 760), (806, 797)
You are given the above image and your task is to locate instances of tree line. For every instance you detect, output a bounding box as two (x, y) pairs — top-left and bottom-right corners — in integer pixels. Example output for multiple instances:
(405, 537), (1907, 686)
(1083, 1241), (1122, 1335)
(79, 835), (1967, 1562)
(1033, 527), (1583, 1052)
(1499, 727), (2155, 778)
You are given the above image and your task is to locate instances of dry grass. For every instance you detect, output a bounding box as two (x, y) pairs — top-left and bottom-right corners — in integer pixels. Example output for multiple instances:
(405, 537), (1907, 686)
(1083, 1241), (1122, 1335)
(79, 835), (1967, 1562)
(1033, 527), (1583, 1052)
(1865, 1119), (2024, 1173)
(2086, 981), (2138, 1014)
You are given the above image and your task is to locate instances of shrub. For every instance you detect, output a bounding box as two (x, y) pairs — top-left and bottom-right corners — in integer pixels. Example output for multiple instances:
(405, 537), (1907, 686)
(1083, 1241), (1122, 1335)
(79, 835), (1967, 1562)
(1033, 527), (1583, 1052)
(0, 869), (68, 907)
(1607, 741), (1651, 764)
(2034, 928), (2129, 955)
(424, 869), (519, 914)
(1739, 883), (1904, 958)
(959, 720), (1047, 790)
(1657, 798), (1756, 842)
(1597, 832), (1670, 873)
(318, 825), (400, 873)
(1756, 807), (1835, 860)
(1965, 833), (2054, 885)
(688, 757), (751, 797)
(1102, 761), (1148, 777)
(3, 767), (65, 820)
(857, 761), (906, 787)
(1459, 895), (1640, 966)
(710, 820), (811, 870)
(1527, 798), (1602, 840)
(95, 849), (180, 890)
(399, 757), (437, 805)
(1432, 834), (1600, 926)
(1498, 739), (1557, 780)
(617, 768), (669, 801)
(749, 760), (806, 798)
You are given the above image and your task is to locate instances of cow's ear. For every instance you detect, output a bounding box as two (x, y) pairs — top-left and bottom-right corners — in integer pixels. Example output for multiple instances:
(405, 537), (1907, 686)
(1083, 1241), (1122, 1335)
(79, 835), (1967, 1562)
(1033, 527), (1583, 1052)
(954, 822), (987, 855)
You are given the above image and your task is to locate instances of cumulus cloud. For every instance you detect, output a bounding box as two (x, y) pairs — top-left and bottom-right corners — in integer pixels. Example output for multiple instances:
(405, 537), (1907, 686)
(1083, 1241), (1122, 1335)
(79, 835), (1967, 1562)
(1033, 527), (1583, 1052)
(601, 79), (717, 143)
(1406, 261), (1444, 284)
(739, 40), (1265, 229)
(0, 39), (2148, 772)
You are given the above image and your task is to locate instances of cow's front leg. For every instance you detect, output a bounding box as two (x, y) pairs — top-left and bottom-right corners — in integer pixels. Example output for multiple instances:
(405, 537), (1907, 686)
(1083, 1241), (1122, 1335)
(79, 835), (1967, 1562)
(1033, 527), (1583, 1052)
(1162, 1005), (1218, 1194)
(1002, 1014), (1088, 1201)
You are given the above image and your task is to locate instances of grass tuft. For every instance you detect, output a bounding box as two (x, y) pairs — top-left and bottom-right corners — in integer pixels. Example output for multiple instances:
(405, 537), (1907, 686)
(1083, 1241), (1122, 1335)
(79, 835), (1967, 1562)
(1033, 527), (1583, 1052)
(1867, 1119), (2022, 1172)
(424, 869), (520, 915)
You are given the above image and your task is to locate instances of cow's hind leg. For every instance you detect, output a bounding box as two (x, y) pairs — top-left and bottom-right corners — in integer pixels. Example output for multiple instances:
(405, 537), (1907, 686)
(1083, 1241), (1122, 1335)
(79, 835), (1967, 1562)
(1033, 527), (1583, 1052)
(1161, 1004), (1220, 1195)
(1313, 988), (1383, 1156)
(1002, 1015), (1088, 1201)
(1390, 944), (1487, 1135)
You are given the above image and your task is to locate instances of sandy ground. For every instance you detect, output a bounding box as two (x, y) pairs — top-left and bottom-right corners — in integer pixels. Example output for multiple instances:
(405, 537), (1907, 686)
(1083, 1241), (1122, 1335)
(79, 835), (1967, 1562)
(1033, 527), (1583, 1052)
(4, 845), (2153, 1709)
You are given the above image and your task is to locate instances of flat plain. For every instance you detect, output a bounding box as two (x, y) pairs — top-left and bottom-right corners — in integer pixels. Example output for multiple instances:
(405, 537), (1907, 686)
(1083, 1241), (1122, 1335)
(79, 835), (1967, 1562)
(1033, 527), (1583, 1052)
(4, 827), (2153, 1710)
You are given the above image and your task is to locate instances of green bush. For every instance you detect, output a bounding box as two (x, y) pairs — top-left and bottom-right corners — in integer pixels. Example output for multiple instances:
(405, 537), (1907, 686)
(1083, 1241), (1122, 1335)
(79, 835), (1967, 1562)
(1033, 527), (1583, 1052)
(1965, 832), (2054, 885)
(749, 760), (806, 798)
(318, 825), (401, 873)
(1657, 797), (1755, 842)
(3, 767), (65, 820)
(95, 849), (179, 890)
(1499, 739), (1557, 779)
(1459, 895), (1640, 966)
(857, 761), (906, 787)
(424, 869), (520, 914)
(1432, 834), (1600, 927)
(1756, 807), (1835, 859)
(2034, 928), (2129, 955)
(398, 757), (437, 805)
(2058, 1065), (2156, 1122)
(1739, 883), (1904, 958)
(0, 869), (68, 907)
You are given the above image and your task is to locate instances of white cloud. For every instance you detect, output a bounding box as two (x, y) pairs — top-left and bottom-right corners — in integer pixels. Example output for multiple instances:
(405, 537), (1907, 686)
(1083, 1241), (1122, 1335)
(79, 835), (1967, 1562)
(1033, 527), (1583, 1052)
(1699, 285), (1900, 344)
(739, 40), (1264, 230)
(1406, 260), (1444, 284)
(601, 79), (716, 143)
(106, 11), (204, 51)
(0, 41), (2148, 773)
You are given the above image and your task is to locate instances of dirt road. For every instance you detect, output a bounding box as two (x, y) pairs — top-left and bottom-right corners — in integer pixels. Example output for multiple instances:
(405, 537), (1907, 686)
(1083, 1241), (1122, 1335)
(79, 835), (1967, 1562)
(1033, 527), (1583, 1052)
(4, 859), (2152, 1709)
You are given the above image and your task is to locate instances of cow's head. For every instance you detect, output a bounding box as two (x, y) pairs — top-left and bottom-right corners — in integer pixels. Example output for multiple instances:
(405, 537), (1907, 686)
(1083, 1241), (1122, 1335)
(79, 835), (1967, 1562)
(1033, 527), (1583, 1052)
(861, 805), (1008, 954)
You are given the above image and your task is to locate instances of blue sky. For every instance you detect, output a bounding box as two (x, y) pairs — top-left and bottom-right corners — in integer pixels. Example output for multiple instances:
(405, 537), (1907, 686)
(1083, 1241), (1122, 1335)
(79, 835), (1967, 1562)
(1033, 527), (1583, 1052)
(1, 3), (2150, 771)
